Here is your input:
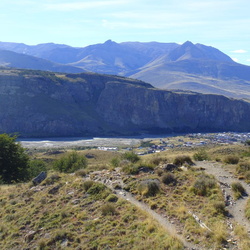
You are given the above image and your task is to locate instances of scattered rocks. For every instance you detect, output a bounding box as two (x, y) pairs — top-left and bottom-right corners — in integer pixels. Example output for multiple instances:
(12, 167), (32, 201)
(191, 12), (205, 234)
(24, 230), (37, 242)
(48, 184), (62, 195)
(71, 199), (81, 205)
(30, 186), (45, 193)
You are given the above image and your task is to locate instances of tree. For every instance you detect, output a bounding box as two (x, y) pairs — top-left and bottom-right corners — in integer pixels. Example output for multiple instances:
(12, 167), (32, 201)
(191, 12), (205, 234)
(0, 134), (30, 184)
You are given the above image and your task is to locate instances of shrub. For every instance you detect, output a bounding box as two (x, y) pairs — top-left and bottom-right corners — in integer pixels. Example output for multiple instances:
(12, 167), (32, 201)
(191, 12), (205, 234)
(150, 156), (167, 166)
(83, 180), (94, 191)
(192, 174), (216, 196)
(42, 174), (61, 185)
(161, 173), (176, 185)
(213, 201), (226, 215)
(101, 203), (116, 216)
(138, 179), (160, 197)
(105, 194), (118, 202)
(173, 155), (193, 166)
(110, 157), (120, 168)
(87, 182), (110, 199)
(231, 182), (245, 199)
(236, 162), (250, 174)
(122, 164), (139, 175)
(123, 152), (140, 163)
(193, 149), (209, 161)
(75, 169), (86, 177)
(224, 155), (239, 165)
(53, 151), (87, 173)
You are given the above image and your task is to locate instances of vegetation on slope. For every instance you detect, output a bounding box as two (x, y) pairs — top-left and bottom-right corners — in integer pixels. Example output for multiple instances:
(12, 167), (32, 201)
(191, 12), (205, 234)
(0, 173), (182, 250)
(3, 133), (250, 249)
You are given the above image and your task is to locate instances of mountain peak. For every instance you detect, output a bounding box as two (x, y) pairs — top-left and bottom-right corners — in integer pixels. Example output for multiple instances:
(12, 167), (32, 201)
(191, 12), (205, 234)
(166, 41), (233, 63)
(166, 41), (202, 61)
(104, 39), (116, 45)
(182, 41), (194, 47)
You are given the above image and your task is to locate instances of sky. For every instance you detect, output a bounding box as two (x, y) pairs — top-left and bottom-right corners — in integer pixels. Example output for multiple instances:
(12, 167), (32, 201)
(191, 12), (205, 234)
(0, 0), (250, 65)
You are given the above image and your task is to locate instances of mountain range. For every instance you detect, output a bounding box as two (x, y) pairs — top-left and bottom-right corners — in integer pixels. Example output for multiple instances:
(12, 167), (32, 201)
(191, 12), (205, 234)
(1, 68), (250, 137)
(1, 40), (250, 99)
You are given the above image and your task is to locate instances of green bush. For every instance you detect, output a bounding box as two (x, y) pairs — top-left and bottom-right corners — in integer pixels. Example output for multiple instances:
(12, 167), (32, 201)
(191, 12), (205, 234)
(83, 180), (94, 191)
(236, 162), (250, 174)
(87, 182), (110, 199)
(213, 201), (226, 215)
(101, 203), (116, 216)
(161, 173), (176, 185)
(53, 151), (87, 173)
(192, 174), (216, 196)
(75, 169), (86, 177)
(224, 155), (239, 165)
(173, 155), (193, 166)
(150, 156), (166, 166)
(231, 182), (245, 199)
(122, 164), (139, 175)
(111, 157), (120, 168)
(138, 179), (160, 197)
(105, 194), (118, 202)
(42, 174), (61, 185)
(193, 149), (209, 161)
(123, 152), (140, 163)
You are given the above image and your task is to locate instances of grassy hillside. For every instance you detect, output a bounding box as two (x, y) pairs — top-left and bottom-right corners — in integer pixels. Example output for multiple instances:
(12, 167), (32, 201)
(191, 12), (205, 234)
(0, 173), (182, 250)
(3, 135), (250, 249)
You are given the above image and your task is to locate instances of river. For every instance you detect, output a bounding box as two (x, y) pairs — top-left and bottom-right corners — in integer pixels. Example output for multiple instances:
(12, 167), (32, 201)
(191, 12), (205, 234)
(18, 134), (176, 149)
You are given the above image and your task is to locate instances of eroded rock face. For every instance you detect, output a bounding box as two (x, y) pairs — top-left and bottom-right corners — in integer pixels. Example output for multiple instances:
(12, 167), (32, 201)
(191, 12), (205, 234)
(0, 69), (250, 137)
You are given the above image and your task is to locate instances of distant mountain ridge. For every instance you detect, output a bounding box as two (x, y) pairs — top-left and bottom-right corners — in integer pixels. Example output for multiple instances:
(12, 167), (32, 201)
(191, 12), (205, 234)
(1, 40), (250, 99)
(0, 49), (84, 73)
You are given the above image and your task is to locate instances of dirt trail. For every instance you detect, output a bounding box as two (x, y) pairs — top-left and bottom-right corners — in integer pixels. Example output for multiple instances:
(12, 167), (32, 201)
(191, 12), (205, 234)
(90, 169), (198, 250)
(197, 161), (250, 233)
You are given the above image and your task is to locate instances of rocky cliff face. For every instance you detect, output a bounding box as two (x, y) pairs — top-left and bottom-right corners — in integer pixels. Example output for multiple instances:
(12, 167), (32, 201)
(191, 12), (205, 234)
(0, 69), (250, 137)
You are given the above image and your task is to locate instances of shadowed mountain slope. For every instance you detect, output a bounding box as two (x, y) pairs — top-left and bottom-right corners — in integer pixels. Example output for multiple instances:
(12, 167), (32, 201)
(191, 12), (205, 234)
(0, 49), (84, 73)
(0, 68), (250, 137)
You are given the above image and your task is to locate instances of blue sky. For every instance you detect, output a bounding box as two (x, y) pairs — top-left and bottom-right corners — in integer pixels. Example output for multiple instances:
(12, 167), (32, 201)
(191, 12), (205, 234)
(0, 0), (250, 65)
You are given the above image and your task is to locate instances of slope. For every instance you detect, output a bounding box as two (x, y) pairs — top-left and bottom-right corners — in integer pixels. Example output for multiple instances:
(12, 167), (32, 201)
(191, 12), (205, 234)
(0, 49), (84, 73)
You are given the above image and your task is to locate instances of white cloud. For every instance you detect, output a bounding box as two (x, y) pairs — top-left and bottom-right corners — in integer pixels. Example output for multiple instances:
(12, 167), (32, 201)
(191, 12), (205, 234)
(232, 58), (239, 62)
(45, 1), (129, 11)
(247, 59), (250, 62)
(231, 49), (248, 53)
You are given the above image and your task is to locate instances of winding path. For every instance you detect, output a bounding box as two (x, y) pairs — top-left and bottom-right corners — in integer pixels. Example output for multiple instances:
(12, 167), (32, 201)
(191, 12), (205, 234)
(90, 162), (250, 249)
(197, 161), (250, 233)
(90, 169), (198, 250)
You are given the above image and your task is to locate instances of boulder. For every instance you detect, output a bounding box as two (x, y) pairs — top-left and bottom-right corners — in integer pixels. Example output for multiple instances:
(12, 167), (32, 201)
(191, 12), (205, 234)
(32, 171), (47, 185)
